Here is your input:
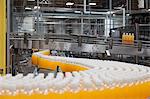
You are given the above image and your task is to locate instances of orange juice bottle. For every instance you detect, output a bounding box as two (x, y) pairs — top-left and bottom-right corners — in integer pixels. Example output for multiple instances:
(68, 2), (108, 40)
(124, 33), (128, 44)
(128, 33), (132, 44)
(131, 33), (134, 44)
(122, 33), (125, 44)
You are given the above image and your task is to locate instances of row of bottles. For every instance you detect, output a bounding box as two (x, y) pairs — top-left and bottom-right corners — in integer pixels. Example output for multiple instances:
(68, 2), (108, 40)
(122, 33), (135, 44)
(50, 50), (74, 57)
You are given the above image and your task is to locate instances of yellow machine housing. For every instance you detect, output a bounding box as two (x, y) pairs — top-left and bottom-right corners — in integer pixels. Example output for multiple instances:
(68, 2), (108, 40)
(0, 0), (6, 75)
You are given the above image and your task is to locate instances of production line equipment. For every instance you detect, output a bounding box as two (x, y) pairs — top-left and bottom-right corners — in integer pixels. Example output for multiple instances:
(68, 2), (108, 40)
(0, 50), (150, 99)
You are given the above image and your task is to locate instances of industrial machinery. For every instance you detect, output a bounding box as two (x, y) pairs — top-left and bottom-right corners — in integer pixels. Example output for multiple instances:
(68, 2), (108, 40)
(9, 0), (150, 68)
(0, 0), (150, 99)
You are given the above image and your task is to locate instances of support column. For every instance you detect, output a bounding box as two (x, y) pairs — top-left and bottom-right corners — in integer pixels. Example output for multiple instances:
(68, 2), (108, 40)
(0, 0), (6, 75)
(122, 8), (126, 27)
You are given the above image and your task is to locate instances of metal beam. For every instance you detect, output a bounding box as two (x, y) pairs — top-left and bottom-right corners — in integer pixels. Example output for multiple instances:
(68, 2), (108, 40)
(122, 8), (126, 27)
(7, 0), (11, 73)
(109, 0), (112, 32)
(36, 0), (40, 34)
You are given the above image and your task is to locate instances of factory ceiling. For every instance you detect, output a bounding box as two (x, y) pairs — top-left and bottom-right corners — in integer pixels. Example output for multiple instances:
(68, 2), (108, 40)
(13, 0), (150, 14)
(13, 0), (130, 11)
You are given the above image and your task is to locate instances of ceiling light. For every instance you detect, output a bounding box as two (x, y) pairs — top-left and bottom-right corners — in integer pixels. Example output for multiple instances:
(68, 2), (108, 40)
(106, 11), (114, 14)
(74, 11), (81, 13)
(148, 9), (150, 11)
(25, 7), (32, 10)
(34, 6), (40, 9)
(89, 3), (96, 6)
(114, 7), (123, 10)
(126, 14), (130, 16)
(113, 14), (116, 16)
(40, 0), (51, 4)
(27, 0), (35, 1)
(66, 2), (74, 6)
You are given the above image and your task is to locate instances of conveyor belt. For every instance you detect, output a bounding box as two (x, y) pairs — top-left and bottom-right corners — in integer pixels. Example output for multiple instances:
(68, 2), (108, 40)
(0, 50), (150, 99)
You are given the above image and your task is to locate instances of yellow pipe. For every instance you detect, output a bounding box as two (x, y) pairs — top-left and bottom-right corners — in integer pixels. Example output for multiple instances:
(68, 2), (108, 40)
(0, 0), (6, 75)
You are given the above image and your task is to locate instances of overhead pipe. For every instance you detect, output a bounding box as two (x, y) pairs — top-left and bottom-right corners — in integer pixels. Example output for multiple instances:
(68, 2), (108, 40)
(114, 7), (126, 27)
(83, 0), (126, 27)
(83, 0), (109, 15)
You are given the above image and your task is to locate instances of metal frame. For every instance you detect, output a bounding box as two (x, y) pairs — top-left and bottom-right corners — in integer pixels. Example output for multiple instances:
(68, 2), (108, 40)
(7, 0), (11, 73)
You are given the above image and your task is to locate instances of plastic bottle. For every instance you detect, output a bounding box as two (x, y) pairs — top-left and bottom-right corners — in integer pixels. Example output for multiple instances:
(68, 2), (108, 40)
(128, 33), (132, 44)
(124, 33), (128, 44)
(131, 33), (134, 44)
(122, 33), (125, 43)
